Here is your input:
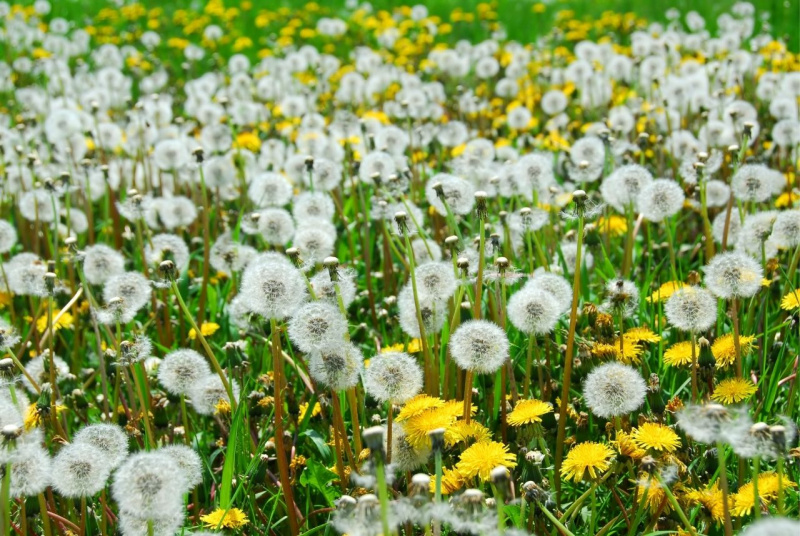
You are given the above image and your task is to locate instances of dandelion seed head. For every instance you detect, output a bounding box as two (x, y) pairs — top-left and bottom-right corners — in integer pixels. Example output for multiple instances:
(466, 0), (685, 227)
(414, 262), (457, 302)
(81, 244), (126, 285)
(449, 320), (509, 375)
(770, 209), (800, 249)
(364, 351), (423, 404)
(740, 518), (800, 536)
(731, 164), (782, 203)
(52, 442), (112, 498)
(583, 362), (647, 419)
(703, 251), (763, 299)
(257, 208), (296, 246)
(101, 271), (152, 319)
(158, 349), (212, 396)
(0, 443), (51, 498)
(187, 375), (240, 415)
(637, 179), (685, 221)
(159, 444), (204, 488)
(507, 285), (560, 335)
(293, 191), (336, 222)
(389, 423), (431, 473)
(72, 423), (130, 469)
(307, 342), (364, 391)
(288, 301), (348, 353)
(601, 164), (653, 213)
(664, 286), (717, 332)
(601, 278), (639, 318)
(239, 259), (307, 320)
(397, 285), (447, 338)
(528, 271), (573, 314)
(425, 174), (475, 216)
(144, 233), (190, 273)
(0, 220), (18, 254)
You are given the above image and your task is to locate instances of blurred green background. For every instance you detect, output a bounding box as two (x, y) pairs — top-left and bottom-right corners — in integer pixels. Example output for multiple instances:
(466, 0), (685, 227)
(26, 0), (800, 51)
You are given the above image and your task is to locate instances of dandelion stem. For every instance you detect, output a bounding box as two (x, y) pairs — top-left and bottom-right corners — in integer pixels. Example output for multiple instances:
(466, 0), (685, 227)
(731, 298), (743, 378)
(554, 205), (584, 507)
(374, 452), (393, 536)
(270, 318), (300, 536)
(171, 281), (235, 408)
(538, 501), (576, 536)
(717, 441), (734, 536)
(37, 493), (53, 536)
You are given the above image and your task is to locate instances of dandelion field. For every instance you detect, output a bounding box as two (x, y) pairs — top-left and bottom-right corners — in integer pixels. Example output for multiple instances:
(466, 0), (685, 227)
(1, 1), (800, 535)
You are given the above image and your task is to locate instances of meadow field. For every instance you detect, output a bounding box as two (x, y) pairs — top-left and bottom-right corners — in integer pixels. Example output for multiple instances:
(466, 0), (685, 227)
(0, 1), (799, 535)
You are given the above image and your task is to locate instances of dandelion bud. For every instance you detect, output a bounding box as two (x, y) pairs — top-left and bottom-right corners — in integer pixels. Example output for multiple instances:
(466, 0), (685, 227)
(639, 455), (657, 474)
(750, 422), (770, 440)
(0, 357), (13, 376)
(394, 211), (409, 235)
(457, 256), (469, 275)
(410, 474), (430, 498)
(371, 171), (382, 187)
(336, 495), (357, 512)
(490, 466), (510, 489)
(495, 257), (509, 273)
(192, 146), (204, 163)
(460, 489), (484, 513)
(1, 424), (22, 442)
(44, 272), (56, 294)
(743, 121), (754, 138)
(324, 256), (340, 282)
(362, 426), (386, 458)
(304, 155), (314, 171)
(769, 425), (787, 452)
(637, 132), (649, 147)
(490, 232), (501, 251)
(159, 260), (176, 281)
(285, 247), (301, 266)
(428, 427), (446, 453)
(474, 191), (488, 219)
(727, 144), (739, 154)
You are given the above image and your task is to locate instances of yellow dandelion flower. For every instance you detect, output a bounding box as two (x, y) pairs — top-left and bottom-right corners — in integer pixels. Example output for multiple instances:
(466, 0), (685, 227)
(507, 399), (552, 427)
(233, 131), (261, 152)
(200, 507), (250, 529)
(711, 377), (757, 405)
(632, 422), (681, 452)
(595, 215), (628, 236)
(404, 405), (460, 448)
(613, 430), (646, 460)
(396, 394), (445, 422)
(561, 442), (614, 482)
(257, 396), (274, 408)
(663, 341), (694, 367)
(24, 403), (67, 431)
(455, 440), (517, 481)
(444, 420), (491, 447)
(624, 326), (662, 344)
(637, 475), (669, 513)
(780, 290), (800, 311)
(298, 401), (320, 419)
(590, 340), (643, 364)
(684, 483), (726, 523)
(775, 191), (800, 208)
(381, 342), (405, 353)
(645, 281), (685, 303)
(36, 309), (75, 334)
(731, 473), (797, 516)
(214, 399), (231, 415)
(430, 466), (467, 495)
(189, 322), (220, 340)
(711, 334), (757, 368)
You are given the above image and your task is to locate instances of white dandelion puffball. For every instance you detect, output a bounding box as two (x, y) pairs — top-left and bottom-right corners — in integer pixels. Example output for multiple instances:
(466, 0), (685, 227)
(583, 362), (647, 419)
(364, 351), (423, 404)
(72, 423), (130, 469)
(51, 442), (113, 498)
(507, 286), (560, 335)
(288, 301), (349, 353)
(664, 286), (717, 333)
(703, 251), (763, 299)
(158, 349), (212, 396)
(449, 320), (510, 375)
